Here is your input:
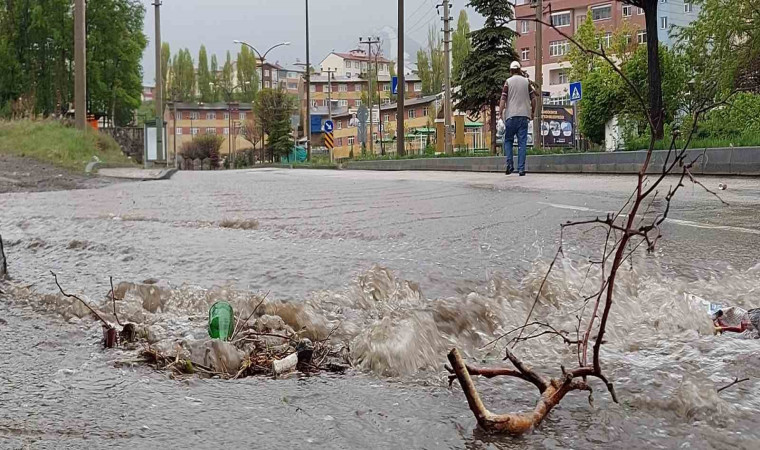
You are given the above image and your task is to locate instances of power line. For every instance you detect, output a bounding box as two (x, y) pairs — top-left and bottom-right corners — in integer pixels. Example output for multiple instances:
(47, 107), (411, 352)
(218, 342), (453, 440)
(406, 0), (430, 22)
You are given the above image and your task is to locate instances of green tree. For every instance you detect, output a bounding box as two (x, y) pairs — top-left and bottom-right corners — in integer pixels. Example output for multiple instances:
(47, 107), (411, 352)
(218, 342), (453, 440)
(220, 51), (234, 101)
(161, 42), (171, 92)
(236, 45), (259, 102)
(416, 26), (444, 95)
(454, 0), (517, 153)
(172, 49), (196, 102)
(197, 45), (213, 102)
(253, 88), (295, 162)
(452, 10), (472, 83)
(210, 54), (221, 102)
(675, 0), (760, 94)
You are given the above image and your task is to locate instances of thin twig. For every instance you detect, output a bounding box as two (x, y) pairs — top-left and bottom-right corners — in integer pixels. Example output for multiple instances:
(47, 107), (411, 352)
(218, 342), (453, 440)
(110, 276), (123, 327)
(231, 291), (270, 341)
(717, 377), (750, 393)
(51, 271), (111, 328)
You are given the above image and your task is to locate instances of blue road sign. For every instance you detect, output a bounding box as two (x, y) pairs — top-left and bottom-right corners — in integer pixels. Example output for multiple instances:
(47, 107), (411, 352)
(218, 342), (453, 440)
(570, 81), (582, 102)
(392, 76), (398, 95)
(323, 120), (334, 133)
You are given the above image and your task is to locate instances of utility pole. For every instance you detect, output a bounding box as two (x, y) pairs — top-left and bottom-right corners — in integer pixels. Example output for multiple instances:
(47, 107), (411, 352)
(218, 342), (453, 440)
(305, 0), (312, 161)
(397, 0), (405, 157)
(153, 1), (164, 162)
(534, 0), (543, 152)
(442, 0), (453, 154)
(374, 43), (385, 156)
(325, 68), (335, 121)
(360, 37), (380, 154)
(74, 0), (86, 130)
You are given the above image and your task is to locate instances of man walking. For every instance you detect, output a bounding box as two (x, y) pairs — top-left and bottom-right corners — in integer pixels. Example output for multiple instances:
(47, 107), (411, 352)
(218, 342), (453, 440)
(499, 61), (537, 176)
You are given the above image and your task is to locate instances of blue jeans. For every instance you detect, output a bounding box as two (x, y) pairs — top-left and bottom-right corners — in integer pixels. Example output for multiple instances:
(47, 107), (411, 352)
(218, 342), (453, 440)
(503, 116), (529, 173)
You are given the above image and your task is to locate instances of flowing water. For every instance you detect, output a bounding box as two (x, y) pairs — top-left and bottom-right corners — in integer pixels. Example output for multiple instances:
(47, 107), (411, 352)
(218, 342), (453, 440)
(1, 169), (759, 449)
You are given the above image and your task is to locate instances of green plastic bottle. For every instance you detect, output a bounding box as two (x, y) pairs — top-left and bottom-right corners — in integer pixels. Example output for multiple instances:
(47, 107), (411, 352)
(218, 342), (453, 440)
(208, 301), (235, 341)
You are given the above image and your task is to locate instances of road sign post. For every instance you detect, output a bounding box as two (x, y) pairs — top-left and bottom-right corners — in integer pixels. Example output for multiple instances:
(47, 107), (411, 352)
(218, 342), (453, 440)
(392, 76), (398, 95)
(570, 81), (582, 151)
(323, 120), (335, 162)
(570, 81), (582, 103)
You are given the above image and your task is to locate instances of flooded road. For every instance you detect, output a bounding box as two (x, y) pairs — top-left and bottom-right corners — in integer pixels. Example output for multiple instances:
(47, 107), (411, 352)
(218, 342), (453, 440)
(1, 169), (760, 448)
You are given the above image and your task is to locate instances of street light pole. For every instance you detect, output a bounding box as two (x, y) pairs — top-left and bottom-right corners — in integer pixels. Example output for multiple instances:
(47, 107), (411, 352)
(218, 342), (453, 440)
(305, 0), (311, 161)
(153, 1), (164, 162)
(74, 0), (86, 130)
(397, 0), (405, 157)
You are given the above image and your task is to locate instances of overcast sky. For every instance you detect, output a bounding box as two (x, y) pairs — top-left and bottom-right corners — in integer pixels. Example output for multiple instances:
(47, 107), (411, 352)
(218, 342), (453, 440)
(140, 0), (484, 85)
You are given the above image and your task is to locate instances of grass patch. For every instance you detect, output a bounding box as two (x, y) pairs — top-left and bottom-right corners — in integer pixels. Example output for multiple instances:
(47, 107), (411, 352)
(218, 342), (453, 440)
(624, 133), (760, 151)
(0, 120), (135, 172)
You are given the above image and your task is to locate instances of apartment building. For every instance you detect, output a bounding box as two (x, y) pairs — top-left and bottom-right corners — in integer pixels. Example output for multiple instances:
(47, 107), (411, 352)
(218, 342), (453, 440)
(308, 74), (424, 109)
(165, 102), (254, 158)
(319, 49), (392, 79)
(514, 0), (700, 104)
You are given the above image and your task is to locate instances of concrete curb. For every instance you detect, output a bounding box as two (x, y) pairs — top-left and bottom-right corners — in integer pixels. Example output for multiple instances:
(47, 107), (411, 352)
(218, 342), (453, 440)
(97, 168), (178, 181)
(343, 147), (760, 176)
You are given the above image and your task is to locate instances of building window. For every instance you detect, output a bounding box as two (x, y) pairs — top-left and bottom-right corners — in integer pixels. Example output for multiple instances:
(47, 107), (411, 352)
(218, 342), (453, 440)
(239, 112), (246, 120)
(355, 99), (362, 107)
(624, 33), (632, 45)
(372, 132), (378, 142)
(521, 48), (530, 61)
(338, 99), (348, 107)
(521, 20), (530, 34)
(223, 128), (229, 135)
(176, 127), (182, 135)
(684, 1), (693, 12)
(265, 81), (271, 88)
(336, 137), (343, 147)
(361, 62), (368, 71)
(323, 84), (331, 93)
(348, 136), (355, 146)
(383, 98), (391, 105)
(660, 0), (667, 2)
(601, 32), (612, 49)
(191, 127), (199, 136)
(422, 107), (429, 117)
(337, 120), (342, 130)
(310, 85), (316, 92)
(189, 112), (200, 120)
(637, 31), (647, 44)
(339, 84), (348, 92)
(345, 60), (351, 68)
(264, 69), (270, 77)
(223, 112), (230, 120)
(550, 12), (571, 27)
(206, 112), (216, 120)
(414, 82), (422, 92)
(408, 109), (416, 119)
(383, 84), (390, 92)
(549, 40), (569, 57)
(384, 114), (390, 123)
(591, 5), (611, 21)
(287, 82), (298, 90)
(558, 70), (568, 84)
(622, 5), (632, 17)
(637, 7), (645, 15)
(206, 127), (216, 135)
(660, 16), (668, 29)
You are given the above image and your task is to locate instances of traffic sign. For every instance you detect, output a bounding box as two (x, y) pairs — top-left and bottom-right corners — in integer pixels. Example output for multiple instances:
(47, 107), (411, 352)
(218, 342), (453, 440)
(570, 81), (582, 102)
(324, 132), (334, 149)
(392, 76), (398, 95)
(323, 120), (334, 133)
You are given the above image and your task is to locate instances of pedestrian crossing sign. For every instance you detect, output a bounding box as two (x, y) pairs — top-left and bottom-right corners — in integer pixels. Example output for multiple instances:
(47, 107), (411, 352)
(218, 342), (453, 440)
(570, 81), (582, 102)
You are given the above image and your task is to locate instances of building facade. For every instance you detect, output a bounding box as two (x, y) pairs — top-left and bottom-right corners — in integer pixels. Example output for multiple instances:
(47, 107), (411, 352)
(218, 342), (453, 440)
(514, 0), (699, 104)
(319, 49), (392, 79)
(165, 102), (254, 160)
(308, 74), (423, 110)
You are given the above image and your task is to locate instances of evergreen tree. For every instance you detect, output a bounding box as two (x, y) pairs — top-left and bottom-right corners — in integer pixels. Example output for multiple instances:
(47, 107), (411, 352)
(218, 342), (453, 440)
(161, 42), (171, 92)
(452, 10), (472, 83)
(172, 49), (196, 102)
(236, 45), (259, 103)
(454, 0), (518, 153)
(198, 45), (213, 103)
(221, 51), (234, 101)
(254, 88), (296, 162)
(210, 54), (221, 102)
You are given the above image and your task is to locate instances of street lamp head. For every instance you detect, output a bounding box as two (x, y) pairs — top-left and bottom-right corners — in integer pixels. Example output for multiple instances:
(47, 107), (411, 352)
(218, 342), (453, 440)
(281, 42), (291, 46)
(233, 40), (242, 44)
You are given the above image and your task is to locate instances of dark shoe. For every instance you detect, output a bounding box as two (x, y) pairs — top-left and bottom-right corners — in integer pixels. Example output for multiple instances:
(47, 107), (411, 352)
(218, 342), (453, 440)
(505, 167), (514, 175)
(519, 172), (526, 177)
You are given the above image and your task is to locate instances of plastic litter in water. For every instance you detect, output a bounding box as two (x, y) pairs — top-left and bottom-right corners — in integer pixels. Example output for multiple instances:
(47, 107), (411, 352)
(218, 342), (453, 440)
(208, 301), (235, 341)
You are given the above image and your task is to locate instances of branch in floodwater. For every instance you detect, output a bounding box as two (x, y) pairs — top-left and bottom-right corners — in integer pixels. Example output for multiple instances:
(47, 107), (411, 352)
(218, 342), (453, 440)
(51, 271), (111, 329)
(717, 377), (750, 393)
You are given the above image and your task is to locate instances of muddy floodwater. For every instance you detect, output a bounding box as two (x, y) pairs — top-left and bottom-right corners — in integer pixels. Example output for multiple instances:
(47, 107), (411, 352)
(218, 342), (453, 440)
(1, 169), (760, 449)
